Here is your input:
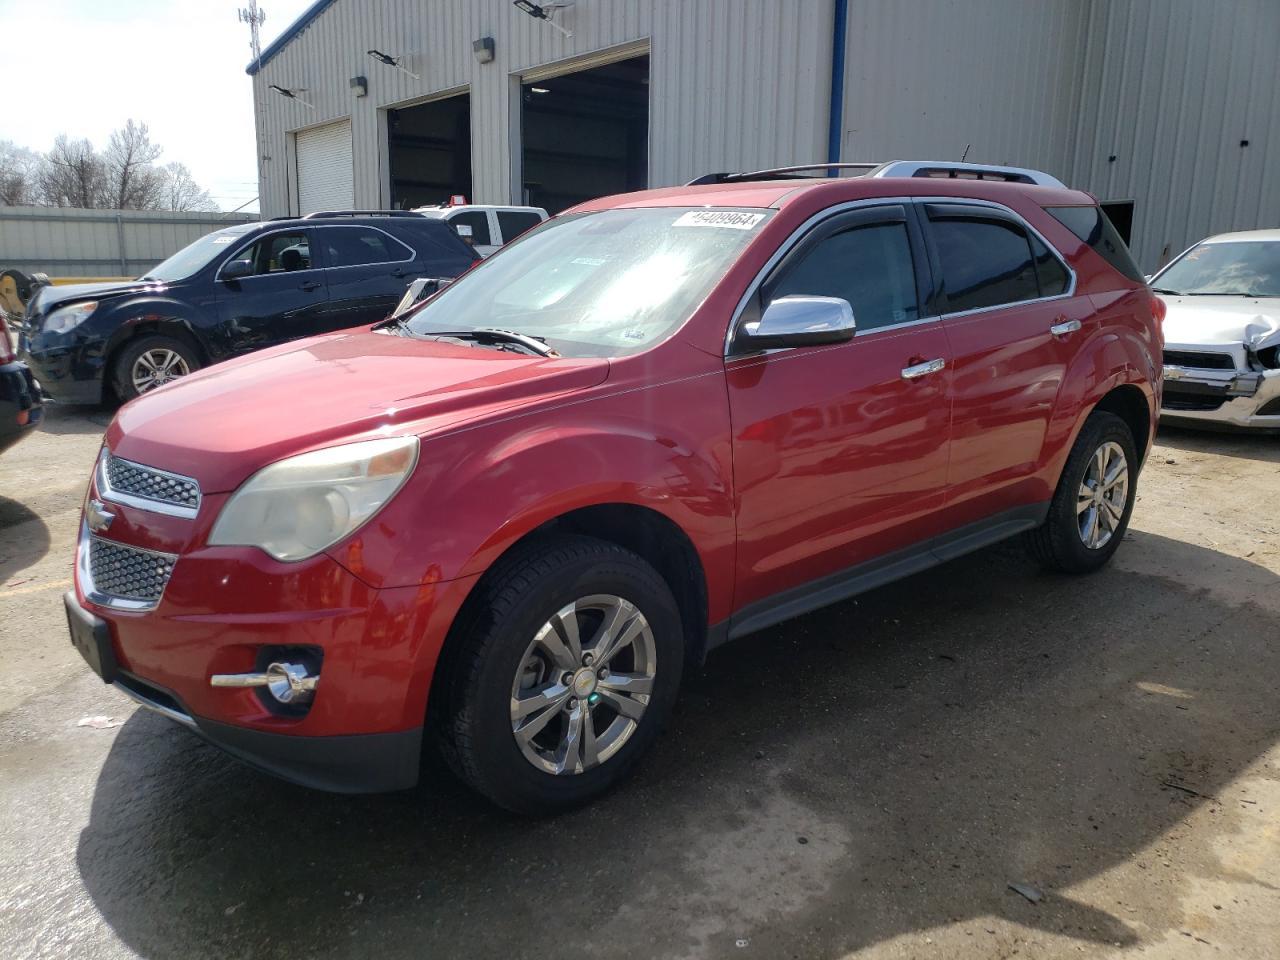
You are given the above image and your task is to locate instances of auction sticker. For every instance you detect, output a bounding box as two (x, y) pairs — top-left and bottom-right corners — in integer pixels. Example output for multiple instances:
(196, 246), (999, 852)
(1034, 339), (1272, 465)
(673, 210), (766, 230)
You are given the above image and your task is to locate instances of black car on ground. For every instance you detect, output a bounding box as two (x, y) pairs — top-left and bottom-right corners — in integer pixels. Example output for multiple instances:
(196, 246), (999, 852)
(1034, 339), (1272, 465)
(18, 211), (479, 403)
(0, 312), (43, 454)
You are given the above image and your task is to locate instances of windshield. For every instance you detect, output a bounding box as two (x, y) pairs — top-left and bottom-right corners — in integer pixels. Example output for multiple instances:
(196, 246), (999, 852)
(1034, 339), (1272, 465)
(142, 223), (259, 282)
(401, 207), (773, 357)
(1153, 240), (1280, 297)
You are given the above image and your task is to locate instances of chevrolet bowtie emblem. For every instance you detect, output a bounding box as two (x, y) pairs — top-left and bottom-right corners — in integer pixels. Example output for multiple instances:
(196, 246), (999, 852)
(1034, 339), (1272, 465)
(86, 498), (115, 533)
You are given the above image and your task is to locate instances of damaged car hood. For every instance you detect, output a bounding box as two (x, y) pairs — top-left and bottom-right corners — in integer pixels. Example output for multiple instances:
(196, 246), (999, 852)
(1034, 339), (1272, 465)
(1158, 295), (1280, 349)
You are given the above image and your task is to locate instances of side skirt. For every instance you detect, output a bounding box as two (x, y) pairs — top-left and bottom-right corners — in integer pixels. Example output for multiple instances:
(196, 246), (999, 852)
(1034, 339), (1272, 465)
(707, 503), (1049, 651)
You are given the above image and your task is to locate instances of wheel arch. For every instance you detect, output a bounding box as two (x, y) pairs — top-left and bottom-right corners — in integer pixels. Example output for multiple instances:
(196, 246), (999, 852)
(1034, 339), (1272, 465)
(101, 306), (211, 401)
(425, 502), (711, 733)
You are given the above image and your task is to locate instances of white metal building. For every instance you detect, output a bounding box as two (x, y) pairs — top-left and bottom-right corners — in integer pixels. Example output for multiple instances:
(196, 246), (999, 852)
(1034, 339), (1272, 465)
(249, 0), (1280, 271)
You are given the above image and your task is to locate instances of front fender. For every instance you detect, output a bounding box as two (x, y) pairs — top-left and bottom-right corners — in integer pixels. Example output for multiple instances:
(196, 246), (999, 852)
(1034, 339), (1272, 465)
(100, 295), (211, 364)
(328, 366), (737, 619)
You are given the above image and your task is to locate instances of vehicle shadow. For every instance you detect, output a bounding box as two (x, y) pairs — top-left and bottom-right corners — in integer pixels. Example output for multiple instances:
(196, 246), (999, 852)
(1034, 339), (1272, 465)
(1156, 423), (1280, 463)
(35, 403), (113, 437)
(77, 533), (1280, 959)
(0, 496), (50, 584)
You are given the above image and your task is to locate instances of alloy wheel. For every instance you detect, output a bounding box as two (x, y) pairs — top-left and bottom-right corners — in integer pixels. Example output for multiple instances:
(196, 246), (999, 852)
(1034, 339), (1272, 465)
(132, 348), (190, 394)
(509, 594), (657, 776)
(1077, 440), (1129, 549)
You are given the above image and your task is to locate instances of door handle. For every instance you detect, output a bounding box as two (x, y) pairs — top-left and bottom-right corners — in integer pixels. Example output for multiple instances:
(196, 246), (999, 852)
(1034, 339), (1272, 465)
(1050, 318), (1082, 337)
(901, 358), (946, 380)
(298, 280), (322, 292)
(391, 267), (408, 278)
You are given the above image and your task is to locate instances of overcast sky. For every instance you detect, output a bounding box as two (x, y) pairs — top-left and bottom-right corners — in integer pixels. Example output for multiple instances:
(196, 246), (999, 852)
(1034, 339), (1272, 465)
(1, 0), (315, 212)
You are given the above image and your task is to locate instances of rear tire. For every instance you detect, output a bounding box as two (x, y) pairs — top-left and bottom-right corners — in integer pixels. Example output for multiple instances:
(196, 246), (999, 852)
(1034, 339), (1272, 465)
(112, 334), (200, 402)
(1025, 410), (1138, 573)
(438, 534), (684, 815)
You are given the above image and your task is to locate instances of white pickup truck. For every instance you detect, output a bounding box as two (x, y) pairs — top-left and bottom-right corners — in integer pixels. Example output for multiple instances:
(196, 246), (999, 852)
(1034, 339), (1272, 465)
(413, 202), (549, 258)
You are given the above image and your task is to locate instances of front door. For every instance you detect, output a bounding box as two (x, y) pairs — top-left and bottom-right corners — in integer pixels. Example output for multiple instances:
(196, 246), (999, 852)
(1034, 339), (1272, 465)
(214, 228), (329, 354)
(727, 204), (953, 613)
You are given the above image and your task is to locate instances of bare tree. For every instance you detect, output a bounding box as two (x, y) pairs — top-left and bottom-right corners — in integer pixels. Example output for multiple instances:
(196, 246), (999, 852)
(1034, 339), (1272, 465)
(0, 141), (40, 205)
(156, 162), (217, 212)
(36, 135), (106, 208)
(102, 119), (164, 210)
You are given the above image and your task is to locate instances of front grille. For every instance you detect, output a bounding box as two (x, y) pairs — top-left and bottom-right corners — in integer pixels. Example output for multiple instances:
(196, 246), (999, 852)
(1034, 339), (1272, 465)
(1163, 350), (1236, 370)
(1162, 392), (1227, 412)
(88, 537), (176, 604)
(104, 454), (200, 512)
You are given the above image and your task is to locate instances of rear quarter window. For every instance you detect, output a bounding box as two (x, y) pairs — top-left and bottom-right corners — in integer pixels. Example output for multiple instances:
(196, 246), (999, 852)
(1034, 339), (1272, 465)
(1046, 205), (1144, 283)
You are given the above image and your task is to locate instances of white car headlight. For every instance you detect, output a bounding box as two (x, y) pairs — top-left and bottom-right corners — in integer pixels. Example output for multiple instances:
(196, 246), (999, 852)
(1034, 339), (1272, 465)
(208, 436), (419, 562)
(44, 300), (98, 334)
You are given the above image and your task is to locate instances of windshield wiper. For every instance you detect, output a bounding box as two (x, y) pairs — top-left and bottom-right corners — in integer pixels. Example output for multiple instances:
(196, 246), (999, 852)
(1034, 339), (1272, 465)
(421, 328), (559, 357)
(1150, 287), (1180, 295)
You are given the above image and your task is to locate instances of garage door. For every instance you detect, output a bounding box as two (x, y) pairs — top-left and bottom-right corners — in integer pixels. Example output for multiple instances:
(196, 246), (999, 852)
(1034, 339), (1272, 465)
(296, 119), (354, 214)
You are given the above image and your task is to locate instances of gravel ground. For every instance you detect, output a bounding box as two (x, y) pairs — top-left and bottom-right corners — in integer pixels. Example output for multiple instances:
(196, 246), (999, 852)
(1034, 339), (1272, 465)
(0, 404), (1277, 960)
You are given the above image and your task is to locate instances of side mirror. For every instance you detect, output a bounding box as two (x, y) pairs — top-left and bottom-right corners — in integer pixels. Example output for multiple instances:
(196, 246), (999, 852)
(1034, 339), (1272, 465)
(221, 259), (253, 281)
(737, 295), (856, 351)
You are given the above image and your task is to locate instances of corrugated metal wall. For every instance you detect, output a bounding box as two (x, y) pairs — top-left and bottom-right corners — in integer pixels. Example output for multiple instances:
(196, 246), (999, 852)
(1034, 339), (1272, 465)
(0, 207), (255, 278)
(253, 0), (1279, 272)
(839, 0), (1088, 178)
(1068, 0), (1280, 270)
(252, 0), (833, 216)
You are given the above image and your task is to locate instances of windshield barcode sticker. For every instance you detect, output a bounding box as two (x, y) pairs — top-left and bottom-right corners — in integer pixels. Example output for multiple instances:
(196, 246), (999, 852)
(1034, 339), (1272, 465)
(672, 211), (766, 230)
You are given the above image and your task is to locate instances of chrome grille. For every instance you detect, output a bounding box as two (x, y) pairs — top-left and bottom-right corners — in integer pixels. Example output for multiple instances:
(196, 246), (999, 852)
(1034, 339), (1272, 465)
(87, 537), (176, 605)
(1163, 350), (1236, 371)
(101, 453), (201, 515)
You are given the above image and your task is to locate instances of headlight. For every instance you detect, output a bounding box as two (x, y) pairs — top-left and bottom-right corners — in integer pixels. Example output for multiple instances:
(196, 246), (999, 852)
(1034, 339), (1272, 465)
(208, 436), (419, 561)
(43, 300), (98, 334)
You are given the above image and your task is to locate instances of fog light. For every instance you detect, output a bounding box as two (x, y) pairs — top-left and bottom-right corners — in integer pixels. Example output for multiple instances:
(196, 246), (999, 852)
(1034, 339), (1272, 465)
(210, 661), (319, 705)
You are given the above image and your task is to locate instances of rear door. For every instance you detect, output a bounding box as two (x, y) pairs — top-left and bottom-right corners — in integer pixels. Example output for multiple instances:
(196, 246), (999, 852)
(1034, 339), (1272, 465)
(213, 228), (330, 353)
(495, 209), (546, 247)
(316, 225), (416, 329)
(447, 210), (499, 257)
(921, 201), (1087, 526)
(727, 204), (953, 611)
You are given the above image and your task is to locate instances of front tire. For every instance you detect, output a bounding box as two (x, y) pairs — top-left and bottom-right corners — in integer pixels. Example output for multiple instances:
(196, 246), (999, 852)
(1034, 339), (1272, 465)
(1025, 410), (1138, 573)
(439, 535), (684, 815)
(112, 334), (199, 402)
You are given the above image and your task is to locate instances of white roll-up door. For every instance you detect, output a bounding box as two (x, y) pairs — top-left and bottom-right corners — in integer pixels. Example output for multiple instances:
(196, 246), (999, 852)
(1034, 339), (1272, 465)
(295, 120), (354, 214)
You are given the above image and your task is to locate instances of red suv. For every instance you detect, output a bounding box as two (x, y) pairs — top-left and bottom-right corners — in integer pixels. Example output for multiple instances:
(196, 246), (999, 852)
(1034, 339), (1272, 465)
(65, 161), (1161, 813)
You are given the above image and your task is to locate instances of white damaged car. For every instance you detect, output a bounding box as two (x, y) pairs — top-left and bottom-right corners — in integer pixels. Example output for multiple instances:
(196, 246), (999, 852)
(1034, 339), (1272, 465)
(1152, 229), (1280, 430)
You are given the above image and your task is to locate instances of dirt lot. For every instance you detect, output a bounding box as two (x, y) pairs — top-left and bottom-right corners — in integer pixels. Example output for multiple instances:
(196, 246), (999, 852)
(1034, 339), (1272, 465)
(0, 405), (1277, 960)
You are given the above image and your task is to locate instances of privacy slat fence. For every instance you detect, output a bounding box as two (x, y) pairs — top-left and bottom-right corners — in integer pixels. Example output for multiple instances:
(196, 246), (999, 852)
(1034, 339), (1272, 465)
(0, 207), (256, 279)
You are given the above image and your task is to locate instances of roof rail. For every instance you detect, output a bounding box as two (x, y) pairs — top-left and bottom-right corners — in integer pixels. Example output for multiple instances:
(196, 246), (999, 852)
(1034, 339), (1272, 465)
(300, 209), (426, 219)
(869, 160), (1066, 188)
(687, 160), (1065, 189)
(687, 163), (879, 185)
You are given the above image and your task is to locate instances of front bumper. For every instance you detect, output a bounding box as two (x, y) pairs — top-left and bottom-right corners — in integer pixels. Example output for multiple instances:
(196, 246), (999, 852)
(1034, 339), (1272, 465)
(68, 471), (478, 792)
(1160, 364), (1280, 431)
(18, 324), (106, 404)
(111, 665), (424, 793)
(0, 359), (44, 453)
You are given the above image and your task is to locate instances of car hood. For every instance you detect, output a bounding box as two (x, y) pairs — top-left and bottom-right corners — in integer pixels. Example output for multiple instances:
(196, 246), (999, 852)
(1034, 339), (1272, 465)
(106, 329), (610, 493)
(26, 279), (166, 322)
(1159, 294), (1280, 349)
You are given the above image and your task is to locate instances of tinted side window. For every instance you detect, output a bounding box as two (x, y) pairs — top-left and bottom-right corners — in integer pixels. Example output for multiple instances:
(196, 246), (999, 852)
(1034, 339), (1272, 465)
(497, 211), (543, 242)
(322, 227), (408, 267)
(1046, 205), (1144, 282)
(1030, 234), (1071, 296)
(244, 231), (310, 274)
(767, 222), (919, 331)
(931, 218), (1039, 312)
(449, 211), (492, 246)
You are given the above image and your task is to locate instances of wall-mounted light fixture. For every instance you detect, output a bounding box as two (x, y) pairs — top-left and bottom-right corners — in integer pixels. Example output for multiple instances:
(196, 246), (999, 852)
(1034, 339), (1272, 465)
(513, 0), (575, 39)
(473, 37), (495, 63)
(269, 84), (315, 109)
(368, 49), (421, 80)
(350, 75), (368, 97)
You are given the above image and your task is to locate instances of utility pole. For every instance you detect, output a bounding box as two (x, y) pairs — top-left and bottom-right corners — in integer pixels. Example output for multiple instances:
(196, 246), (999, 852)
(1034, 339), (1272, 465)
(238, 2), (269, 205)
